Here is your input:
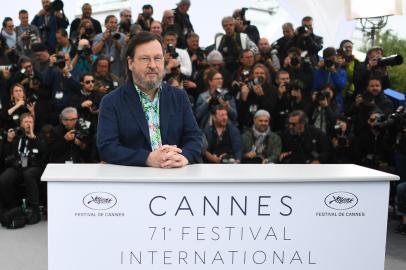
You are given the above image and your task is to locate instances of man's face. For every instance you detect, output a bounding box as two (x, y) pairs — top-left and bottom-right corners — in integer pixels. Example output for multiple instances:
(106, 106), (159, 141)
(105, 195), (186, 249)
(223, 20), (235, 36)
(277, 73), (290, 86)
(42, 0), (51, 11)
(55, 32), (68, 46)
(283, 26), (294, 39)
(105, 17), (118, 32)
(342, 42), (353, 56)
(235, 16), (244, 31)
(21, 61), (33, 76)
(96, 59), (109, 77)
(288, 115), (304, 135)
(187, 36), (199, 50)
(5, 20), (14, 34)
(209, 60), (223, 71)
(213, 109), (228, 127)
(12, 86), (25, 101)
(302, 19), (313, 29)
(21, 116), (34, 134)
(62, 112), (78, 130)
(163, 11), (174, 25)
(128, 40), (165, 92)
(34, 51), (49, 62)
(258, 38), (270, 52)
(254, 116), (270, 133)
(143, 7), (153, 18)
(82, 4), (92, 18)
(178, 4), (189, 14)
(163, 35), (177, 47)
(367, 79), (382, 96)
(150, 22), (162, 35)
(240, 51), (254, 68)
(121, 11), (132, 23)
(19, 12), (29, 25)
(81, 75), (95, 92)
(253, 67), (266, 81)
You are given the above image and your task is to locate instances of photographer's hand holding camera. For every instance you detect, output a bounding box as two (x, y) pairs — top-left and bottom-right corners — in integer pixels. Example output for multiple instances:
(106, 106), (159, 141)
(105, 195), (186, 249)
(0, 113), (46, 225)
(6, 84), (36, 128)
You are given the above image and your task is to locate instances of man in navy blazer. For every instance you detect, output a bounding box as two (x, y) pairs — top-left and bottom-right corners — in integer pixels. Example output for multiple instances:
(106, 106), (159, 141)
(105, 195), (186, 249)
(97, 31), (202, 167)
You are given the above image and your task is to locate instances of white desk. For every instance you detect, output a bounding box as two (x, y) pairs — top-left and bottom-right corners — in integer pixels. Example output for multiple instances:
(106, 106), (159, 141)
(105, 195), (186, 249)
(42, 164), (399, 270)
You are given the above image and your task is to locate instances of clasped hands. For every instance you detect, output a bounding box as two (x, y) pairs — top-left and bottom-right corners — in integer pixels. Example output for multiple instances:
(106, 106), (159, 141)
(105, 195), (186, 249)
(146, 145), (188, 168)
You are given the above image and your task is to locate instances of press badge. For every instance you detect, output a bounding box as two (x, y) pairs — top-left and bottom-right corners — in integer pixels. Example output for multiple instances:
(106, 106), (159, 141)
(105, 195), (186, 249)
(13, 114), (19, 121)
(110, 55), (114, 62)
(55, 91), (64, 100)
(113, 81), (118, 87)
(32, 148), (39, 154)
(21, 156), (28, 168)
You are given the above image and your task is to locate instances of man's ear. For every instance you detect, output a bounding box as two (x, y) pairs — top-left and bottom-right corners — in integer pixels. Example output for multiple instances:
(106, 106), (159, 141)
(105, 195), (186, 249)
(127, 56), (133, 71)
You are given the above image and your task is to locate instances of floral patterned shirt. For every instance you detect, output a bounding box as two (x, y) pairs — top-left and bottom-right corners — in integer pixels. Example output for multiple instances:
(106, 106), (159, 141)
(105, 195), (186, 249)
(134, 84), (162, 151)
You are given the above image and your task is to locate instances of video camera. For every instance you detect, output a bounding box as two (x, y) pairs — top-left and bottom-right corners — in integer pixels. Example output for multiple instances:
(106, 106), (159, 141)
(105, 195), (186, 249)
(166, 44), (179, 58)
(377, 54), (403, 67)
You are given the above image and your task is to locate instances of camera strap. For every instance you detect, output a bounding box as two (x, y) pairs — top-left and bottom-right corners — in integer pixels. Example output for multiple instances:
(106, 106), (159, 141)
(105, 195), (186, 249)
(18, 137), (29, 156)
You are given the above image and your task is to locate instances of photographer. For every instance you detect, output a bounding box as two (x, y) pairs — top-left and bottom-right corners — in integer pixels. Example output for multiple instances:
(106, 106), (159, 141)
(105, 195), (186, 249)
(70, 3), (102, 40)
(293, 16), (323, 67)
(282, 46), (313, 96)
(256, 37), (280, 75)
(136, 4), (154, 31)
(271, 70), (291, 132)
(15, 10), (41, 57)
(231, 49), (256, 96)
(354, 47), (401, 95)
(272, 22), (296, 65)
(161, 10), (181, 38)
(92, 55), (121, 96)
(237, 63), (277, 129)
(279, 110), (329, 164)
(70, 73), (101, 133)
(308, 85), (338, 135)
(173, 0), (194, 49)
(215, 16), (258, 73)
(357, 110), (395, 171)
(118, 9), (132, 35)
(348, 77), (394, 135)
(195, 68), (237, 129)
(92, 15), (126, 77)
(55, 28), (76, 58)
(49, 107), (90, 163)
(330, 116), (356, 163)
(233, 8), (260, 45)
(0, 113), (47, 224)
(3, 84), (35, 129)
(242, 110), (281, 164)
(313, 47), (347, 112)
(338, 40), (359, 105)
(163, 31), (192, 78)
(31, 0), (69, 53)
(71, 38), (95, 81)
(1, 17), (17, 49)
(203, 105), (243, 164)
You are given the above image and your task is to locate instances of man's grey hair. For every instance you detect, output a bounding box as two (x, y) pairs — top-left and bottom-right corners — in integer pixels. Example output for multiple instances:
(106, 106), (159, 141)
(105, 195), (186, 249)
(120, 8), (132, 16)
(60, 107), (78, 121)
(282, 22), (294, 30)
(222, 16), (235, 26)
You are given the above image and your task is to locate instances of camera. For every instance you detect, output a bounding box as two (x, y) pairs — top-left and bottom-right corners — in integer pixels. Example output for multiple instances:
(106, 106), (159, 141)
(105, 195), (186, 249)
(26, 94), (39, 105)
(220, 154), (236, 164)
(13, 127), (25, 137)
(297, 26), (309, 35)
(377, 54), (403, 67)
(247, 76), (264, 90)
(210, 88), (233, 107)
(30, 75), (41, 87)
(290, 56), (301, 66)
(112, 32), (121, 40)
(55, 55), (66, 69)
(316, 90), (330, 102)
(333, 124), (348, 148)
(74, 118), (90, 141)
(166, 44), (179, 58)
(78, 47), (92, 57)
(324, 59), (336, 68)
(51, 0), (64, 12)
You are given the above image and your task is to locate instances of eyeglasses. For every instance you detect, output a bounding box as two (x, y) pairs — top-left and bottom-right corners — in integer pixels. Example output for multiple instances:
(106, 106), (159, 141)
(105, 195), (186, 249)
(64, 118), (78, 121)
(136, 56), (164, 65)
(84, 80), (95, 84)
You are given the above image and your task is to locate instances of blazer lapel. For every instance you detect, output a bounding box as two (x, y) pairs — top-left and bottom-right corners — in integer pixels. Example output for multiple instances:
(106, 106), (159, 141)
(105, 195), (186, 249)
(159, 85), (170, 144)
(124, 82), (151, 145)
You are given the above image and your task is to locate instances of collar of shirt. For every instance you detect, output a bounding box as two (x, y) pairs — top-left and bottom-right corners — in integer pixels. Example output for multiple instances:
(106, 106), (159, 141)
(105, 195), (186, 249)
(133, 82), (161, 104)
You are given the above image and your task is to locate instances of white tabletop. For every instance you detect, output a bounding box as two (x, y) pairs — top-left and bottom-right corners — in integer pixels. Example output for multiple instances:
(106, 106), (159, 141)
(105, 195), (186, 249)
(41, 164), (399, 183)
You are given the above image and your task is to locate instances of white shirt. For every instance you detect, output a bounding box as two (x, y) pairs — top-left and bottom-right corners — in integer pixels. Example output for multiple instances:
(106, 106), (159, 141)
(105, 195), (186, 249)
(175, 48), (192, 77)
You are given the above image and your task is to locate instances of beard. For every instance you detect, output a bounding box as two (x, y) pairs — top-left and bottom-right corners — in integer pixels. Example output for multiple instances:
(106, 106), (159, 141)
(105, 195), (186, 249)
(133, 69), (165, 92)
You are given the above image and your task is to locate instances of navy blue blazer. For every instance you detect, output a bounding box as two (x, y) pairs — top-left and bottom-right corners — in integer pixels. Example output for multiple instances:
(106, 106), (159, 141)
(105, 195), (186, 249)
(97, 81), (202, 166)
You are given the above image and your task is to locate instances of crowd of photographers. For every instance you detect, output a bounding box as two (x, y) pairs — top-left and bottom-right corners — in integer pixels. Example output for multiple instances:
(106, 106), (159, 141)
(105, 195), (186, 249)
(0, 0), (405, 231)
